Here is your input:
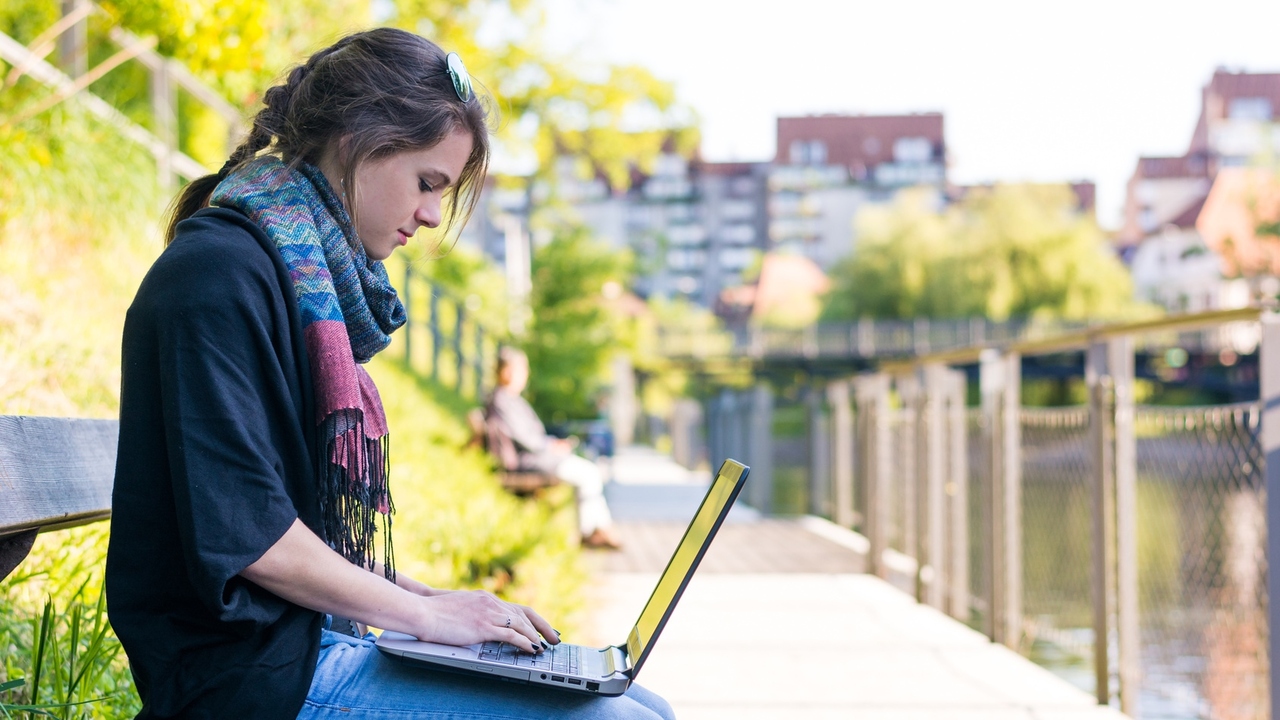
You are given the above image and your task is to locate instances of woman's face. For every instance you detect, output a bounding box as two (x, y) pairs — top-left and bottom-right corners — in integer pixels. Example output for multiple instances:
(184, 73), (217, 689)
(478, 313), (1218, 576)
(347, 129), (474, 261)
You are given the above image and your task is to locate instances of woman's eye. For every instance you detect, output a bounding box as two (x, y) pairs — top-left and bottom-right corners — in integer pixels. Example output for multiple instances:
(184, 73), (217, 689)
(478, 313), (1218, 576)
(419, 178), (434, 193)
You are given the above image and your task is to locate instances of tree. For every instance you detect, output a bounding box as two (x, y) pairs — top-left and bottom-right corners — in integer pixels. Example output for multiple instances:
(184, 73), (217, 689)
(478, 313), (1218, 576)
(822, 184), (1145, 322)
(522, 224), (630, 424)
(1, 0), (693, 188)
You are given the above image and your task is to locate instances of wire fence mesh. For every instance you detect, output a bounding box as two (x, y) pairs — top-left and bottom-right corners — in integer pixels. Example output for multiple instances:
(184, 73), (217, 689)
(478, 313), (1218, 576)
(1018, 407), (1097, 694)
(1131, 403), (1267, 720)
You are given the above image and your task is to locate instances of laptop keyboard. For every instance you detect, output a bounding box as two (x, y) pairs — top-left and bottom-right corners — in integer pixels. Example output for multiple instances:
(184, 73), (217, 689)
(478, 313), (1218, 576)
(479, 641), (581, 674)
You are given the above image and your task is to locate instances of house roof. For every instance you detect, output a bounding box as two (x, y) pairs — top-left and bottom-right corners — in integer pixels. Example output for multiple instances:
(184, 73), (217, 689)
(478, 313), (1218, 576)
(775, 114), (945, 176)
(1133, 154), (1212, 180)
(1189, 69), (1280, 155)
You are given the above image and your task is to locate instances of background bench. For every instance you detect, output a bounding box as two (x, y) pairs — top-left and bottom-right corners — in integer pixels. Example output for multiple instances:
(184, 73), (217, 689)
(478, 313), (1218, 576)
(464, 408), (561, 496)
(0, 415), (118, 582)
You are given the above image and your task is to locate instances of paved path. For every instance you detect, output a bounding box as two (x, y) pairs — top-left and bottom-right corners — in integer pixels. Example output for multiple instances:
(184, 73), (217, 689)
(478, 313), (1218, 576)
(580, 448), (1126, 720)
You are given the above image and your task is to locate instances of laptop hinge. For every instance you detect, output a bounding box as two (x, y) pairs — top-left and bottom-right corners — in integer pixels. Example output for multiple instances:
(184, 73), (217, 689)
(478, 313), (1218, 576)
(605, 645), (632, 677)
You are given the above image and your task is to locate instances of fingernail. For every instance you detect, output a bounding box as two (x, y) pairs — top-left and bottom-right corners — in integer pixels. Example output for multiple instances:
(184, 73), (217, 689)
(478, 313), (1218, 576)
(531, 643), (539, 653)
(541, 640), (549, 650)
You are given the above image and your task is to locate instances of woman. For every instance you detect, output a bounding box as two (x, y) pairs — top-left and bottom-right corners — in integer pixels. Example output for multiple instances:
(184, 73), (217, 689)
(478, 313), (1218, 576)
(486, 346), (624, 549)
(105, 28), (674, 720)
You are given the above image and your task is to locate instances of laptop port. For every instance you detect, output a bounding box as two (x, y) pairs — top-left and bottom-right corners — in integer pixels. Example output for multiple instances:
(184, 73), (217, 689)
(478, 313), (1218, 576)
(551, 675), (565, 682)
(586, 682), (599, 692)
(568, 678), (582, 685)
(540, 673), (547, 680)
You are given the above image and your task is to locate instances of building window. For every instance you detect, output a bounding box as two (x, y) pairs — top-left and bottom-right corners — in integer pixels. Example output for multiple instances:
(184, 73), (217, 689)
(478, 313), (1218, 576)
(893, 137), (932, 163)
(1228, 97), (1273, 121)
(789, 140), (827, 166)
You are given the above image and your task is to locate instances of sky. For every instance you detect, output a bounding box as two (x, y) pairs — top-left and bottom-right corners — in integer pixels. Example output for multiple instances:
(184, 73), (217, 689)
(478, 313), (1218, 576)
(541, 0), (1280, 229)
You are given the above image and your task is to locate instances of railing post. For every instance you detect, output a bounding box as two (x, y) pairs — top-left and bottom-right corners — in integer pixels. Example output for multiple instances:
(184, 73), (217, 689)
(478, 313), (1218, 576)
(747, 382), (773, 514)
(1262, 312), (1280, 720)
(923, 363), (948, 611)
(1086, 341), (1116, 706)
(946, 368), (970, 622)
(454, 303), (466, 394)
(855, 374), (891, 579)
(149, 57), (176, 190)
(807, 383), (831, 518)
(1001, 352), (1022, 649)
(58, 0), (87, 78)
(828, 380), (855, 528)
(1110, 336), (1139, 716)
(474, 325), (485, 400)
(977, 350), (1022, 647)
(898, 374), (922, 597)
(429, 290), (442, 383)
(402, 264), (413, 369)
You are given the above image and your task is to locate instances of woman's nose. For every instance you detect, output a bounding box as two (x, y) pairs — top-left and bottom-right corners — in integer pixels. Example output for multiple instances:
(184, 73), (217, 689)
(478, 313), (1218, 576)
(416, 198), (442, 229)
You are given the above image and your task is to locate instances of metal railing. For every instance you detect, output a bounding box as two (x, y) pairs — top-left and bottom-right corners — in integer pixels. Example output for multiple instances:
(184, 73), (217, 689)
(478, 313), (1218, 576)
(658, 311), (1263, 361)
(0, 1), (244, 186)
(701, 307), (1277, 719)
(394, 261), (500, 400)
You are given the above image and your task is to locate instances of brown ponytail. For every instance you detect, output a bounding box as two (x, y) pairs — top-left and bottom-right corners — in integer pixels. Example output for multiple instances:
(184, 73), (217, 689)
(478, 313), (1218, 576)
(162, 29), (489, 246)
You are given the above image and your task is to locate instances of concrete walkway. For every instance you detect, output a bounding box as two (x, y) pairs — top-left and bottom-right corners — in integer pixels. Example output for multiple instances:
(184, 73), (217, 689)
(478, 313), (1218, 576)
(581, 448), (1126, 720)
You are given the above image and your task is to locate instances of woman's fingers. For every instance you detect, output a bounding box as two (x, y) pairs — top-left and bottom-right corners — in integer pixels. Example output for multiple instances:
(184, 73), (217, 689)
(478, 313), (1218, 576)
(512, 603), (560, 645)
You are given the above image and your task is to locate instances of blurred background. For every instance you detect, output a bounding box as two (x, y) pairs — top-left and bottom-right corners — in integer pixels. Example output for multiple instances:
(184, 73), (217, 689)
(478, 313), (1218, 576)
(2, 0), (1280, 718)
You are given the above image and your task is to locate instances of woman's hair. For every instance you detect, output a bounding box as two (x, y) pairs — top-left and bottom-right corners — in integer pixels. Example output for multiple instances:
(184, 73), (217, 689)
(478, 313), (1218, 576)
(495, 346), (528, 383)
(165, 28), (491, 246)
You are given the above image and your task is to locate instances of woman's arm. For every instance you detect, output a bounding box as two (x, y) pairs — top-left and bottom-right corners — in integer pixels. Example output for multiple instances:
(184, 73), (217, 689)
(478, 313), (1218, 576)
(240, 519), (558, 651)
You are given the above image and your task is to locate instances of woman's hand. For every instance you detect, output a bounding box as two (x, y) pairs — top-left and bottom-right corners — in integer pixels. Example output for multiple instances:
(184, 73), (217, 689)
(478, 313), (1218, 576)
(414, 590), (560, 653)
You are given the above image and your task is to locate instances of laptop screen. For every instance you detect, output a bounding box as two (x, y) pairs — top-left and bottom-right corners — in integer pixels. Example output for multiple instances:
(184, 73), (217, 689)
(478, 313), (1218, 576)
(623, 459), (748, 676)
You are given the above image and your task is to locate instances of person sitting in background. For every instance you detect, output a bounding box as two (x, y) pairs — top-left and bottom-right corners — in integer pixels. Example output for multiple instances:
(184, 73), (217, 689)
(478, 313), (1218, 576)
(485, 347), (623, 550)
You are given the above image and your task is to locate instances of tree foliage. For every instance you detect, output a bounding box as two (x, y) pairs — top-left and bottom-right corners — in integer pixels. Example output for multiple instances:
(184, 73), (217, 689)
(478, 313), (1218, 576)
(2, 0), (693, 190)
(522, 225), (630, 424)
(822, 184), (1144, 321)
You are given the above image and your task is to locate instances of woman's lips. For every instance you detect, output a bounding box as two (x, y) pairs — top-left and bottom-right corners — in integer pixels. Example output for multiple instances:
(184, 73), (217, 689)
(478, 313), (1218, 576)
(397, 230), (410, 245)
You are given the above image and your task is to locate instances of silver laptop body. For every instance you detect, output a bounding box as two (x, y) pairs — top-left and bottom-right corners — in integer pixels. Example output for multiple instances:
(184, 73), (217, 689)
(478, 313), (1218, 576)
(375, 458), (750, 696)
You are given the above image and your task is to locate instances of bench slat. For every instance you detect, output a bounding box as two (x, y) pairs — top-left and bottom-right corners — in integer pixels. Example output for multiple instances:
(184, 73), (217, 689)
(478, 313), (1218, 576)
(0, 415), (118, 541)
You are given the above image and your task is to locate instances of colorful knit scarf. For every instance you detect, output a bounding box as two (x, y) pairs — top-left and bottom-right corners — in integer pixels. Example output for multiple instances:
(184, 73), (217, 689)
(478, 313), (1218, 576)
(211, 156), (405, 579)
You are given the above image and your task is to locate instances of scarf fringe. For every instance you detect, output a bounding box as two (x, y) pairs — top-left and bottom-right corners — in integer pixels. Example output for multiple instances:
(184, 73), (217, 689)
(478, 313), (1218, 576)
(317, 411), (396, 582)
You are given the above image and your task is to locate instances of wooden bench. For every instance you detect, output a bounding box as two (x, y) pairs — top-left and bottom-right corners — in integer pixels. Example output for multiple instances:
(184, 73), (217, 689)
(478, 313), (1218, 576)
(464, 409), (561, 497)
(0, 415), (118, 582)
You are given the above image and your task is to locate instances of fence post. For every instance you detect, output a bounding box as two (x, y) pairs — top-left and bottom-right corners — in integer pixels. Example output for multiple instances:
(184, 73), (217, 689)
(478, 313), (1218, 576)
(1110, 336), (1139, 715)
(855, 374), (891, 579)
(979, 349), (1006, 644)
(58, 0), (87, 78)
(1001, 352), (1022, 649)
(402, 264), (413, 369)
(429, 291), (441, 382)
(923, 363), (948, 611)
(748, 382), (773, 514)
(828, 380), (855, 528)
(474, 325), (485, 400)
(946, 368), (970, 622)
(149, 58), (176, 190)
(807, 383), (831, 518)
(454, 303), (466, 394)
(898, 373), (922, 598)
(1262, 312), (1280, 720)
(1086, 341), (1116, 706)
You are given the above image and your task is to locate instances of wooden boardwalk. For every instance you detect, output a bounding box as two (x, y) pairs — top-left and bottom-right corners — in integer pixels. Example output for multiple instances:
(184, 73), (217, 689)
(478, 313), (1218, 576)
(580, 451), (1127, 720)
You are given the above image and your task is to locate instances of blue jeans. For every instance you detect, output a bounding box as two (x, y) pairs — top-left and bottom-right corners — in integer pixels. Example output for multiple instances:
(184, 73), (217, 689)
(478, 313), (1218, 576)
(298, 629), (677, 720)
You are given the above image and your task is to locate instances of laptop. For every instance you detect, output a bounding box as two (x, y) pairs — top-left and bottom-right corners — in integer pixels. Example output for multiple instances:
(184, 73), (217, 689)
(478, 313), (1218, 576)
(375, 458), (750, 696)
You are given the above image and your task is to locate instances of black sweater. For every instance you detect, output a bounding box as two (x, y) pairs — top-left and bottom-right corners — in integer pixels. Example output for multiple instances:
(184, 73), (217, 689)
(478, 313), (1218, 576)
(106, 208), (323, 719)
